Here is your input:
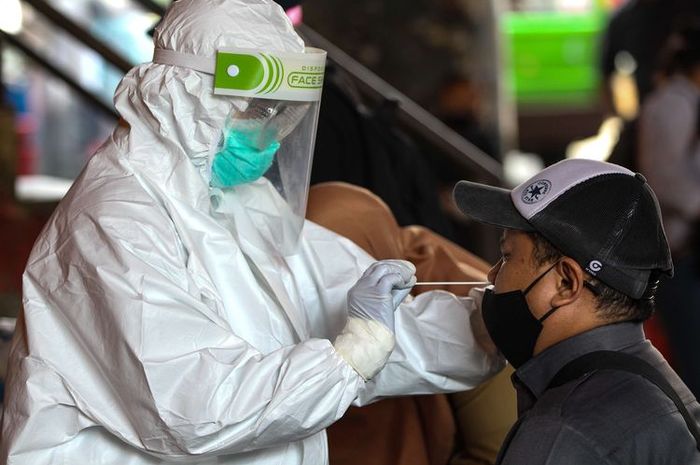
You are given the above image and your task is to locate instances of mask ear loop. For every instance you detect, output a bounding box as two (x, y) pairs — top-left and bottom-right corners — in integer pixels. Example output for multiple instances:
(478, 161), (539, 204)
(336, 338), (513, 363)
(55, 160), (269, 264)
(523, 262), (559, 295)
(523, 262), (560, 323)
(538, 305), (561, 323)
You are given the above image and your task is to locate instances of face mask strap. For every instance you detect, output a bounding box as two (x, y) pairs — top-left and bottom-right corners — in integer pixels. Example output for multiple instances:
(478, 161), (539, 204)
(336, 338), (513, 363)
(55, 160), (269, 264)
(522, 261), (562, 324)
(523, 262), (558, 296)
(538, 305), (561, 323)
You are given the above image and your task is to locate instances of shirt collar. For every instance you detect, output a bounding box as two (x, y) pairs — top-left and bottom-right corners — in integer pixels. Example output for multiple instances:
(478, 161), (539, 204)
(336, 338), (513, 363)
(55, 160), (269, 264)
(514, 322), (646, 398)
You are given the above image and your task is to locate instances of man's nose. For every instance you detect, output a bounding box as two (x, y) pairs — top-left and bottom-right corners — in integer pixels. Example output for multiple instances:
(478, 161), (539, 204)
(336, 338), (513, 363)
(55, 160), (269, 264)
(487, 259), (502, 284)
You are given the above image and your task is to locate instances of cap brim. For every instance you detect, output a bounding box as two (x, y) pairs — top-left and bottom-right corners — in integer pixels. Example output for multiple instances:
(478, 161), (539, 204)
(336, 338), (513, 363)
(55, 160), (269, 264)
(453, 181), (534, 231)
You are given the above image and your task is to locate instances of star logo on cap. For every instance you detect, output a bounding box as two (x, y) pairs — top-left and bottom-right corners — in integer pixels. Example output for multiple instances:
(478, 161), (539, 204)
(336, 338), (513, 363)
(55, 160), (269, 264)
(521, 180), (552, 204)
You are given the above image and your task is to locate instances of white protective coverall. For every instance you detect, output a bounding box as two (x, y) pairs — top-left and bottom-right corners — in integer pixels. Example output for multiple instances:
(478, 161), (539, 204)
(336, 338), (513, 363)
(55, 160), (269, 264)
(0, 1), (503, 464)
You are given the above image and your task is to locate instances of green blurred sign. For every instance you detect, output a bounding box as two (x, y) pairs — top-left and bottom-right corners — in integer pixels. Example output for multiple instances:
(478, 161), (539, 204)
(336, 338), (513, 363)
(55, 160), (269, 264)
(503, 11), (606, 106)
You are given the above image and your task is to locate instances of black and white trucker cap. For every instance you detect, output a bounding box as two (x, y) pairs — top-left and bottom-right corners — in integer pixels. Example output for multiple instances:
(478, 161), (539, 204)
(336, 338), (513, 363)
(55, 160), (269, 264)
(453, 159), (673, 299)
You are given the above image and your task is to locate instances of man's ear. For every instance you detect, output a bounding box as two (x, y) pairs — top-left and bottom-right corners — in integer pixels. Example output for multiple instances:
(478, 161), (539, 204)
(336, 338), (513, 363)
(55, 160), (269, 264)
(551, 257), (585, 307)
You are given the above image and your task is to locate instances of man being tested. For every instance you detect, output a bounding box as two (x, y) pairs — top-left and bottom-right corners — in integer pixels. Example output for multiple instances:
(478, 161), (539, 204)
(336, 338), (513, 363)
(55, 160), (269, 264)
(0, 1), (503, 464)
(453, 158), (700, 464)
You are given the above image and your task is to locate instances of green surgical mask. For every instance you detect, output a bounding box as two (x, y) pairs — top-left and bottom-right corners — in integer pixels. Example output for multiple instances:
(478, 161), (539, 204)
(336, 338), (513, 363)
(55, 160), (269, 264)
(210, 129), (280, 188)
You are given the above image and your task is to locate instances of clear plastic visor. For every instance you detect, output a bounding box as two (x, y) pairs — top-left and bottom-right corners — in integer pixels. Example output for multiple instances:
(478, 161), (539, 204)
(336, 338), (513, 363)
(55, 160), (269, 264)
(207, 97), (320, 255)
(220, 97), (320, 220)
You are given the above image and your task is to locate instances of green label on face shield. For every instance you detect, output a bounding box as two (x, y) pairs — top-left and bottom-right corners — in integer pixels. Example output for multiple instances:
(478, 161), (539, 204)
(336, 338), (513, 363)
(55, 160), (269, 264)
(214, 53), (266, 91)
(214, 47), (327, 102)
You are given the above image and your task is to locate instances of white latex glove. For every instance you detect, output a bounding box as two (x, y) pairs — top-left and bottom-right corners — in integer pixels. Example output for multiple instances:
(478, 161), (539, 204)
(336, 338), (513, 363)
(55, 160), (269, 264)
(468, 285), (499, 357)
(333, 260), (416, 380)
(347, 260), (416, 331)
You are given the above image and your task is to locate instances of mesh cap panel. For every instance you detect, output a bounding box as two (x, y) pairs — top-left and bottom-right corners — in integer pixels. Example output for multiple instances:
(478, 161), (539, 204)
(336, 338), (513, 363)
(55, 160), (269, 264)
(530, 174), (672, 298)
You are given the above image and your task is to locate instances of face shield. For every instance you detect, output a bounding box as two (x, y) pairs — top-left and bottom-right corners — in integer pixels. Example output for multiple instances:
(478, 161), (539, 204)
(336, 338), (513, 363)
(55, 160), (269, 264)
(153, 46), (326, 254)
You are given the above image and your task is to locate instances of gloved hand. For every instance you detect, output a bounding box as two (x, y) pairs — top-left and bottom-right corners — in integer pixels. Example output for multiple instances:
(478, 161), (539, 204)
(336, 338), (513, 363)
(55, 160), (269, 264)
(347, 259), (417, 331)
(333, 260), (417, 380)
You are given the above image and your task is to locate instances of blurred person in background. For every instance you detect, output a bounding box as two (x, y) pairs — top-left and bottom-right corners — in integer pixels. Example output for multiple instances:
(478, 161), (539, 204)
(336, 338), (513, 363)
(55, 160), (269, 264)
(638, 19), (700, 397)
(600, 0), (700, 172)
(600, 0), (700, 114)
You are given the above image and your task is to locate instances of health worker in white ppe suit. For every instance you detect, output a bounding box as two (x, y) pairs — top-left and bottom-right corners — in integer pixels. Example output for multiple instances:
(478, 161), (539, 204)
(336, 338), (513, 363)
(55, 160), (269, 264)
(0, 1), (504, 464)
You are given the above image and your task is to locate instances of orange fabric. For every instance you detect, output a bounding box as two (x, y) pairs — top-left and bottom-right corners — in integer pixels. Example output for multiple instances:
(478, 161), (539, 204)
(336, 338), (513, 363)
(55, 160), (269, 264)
(448, 366), (516, 465)
(305, 182), (489, 296)
(325, 396), (456, 465)
(306, 182), (405, 260)
(306, 182), (516, 465)
(401, 225), (488, 296)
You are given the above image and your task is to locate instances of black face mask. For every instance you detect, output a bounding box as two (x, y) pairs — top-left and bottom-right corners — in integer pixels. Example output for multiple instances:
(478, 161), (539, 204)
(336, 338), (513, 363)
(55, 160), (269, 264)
(482, 263), (561, 369)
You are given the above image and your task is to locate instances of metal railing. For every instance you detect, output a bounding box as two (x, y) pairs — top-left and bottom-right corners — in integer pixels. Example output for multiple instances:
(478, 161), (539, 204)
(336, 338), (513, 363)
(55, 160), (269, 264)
(22, 0), (132, 73)
(0, 30), (118, 119)
(130, 0), (165, 15)
(297, 24), (502, 183)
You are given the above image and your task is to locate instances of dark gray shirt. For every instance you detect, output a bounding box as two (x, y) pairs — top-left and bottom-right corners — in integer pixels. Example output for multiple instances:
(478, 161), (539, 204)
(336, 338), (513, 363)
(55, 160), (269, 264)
(498, 322), (700, 465)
